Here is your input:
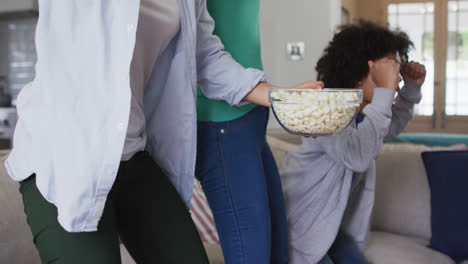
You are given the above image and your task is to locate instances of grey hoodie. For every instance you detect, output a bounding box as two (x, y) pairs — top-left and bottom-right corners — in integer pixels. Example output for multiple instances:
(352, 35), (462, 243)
(281, 83), (423, 264)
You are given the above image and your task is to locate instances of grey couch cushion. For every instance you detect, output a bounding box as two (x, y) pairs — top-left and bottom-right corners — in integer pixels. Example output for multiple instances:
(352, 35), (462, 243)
(266, 135), (300, 171)
(267, 129), (302, 146)
(204, 242), (224, 264)
(120, 244), (135, 264)
(373, 143), (467, 243)
(365, 231), (455, 264)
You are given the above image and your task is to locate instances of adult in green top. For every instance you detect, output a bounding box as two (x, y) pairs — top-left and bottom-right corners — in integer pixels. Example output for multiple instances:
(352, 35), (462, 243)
(195, 1), (290, 263)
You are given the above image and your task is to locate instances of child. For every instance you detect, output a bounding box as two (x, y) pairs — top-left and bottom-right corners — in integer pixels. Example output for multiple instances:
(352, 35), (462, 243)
(281, 21), (426, 264)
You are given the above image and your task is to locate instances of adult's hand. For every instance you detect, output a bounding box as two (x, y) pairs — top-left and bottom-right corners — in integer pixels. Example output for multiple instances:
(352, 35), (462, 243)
(293, 81), (324, 90)
(244, 81), (324, 107)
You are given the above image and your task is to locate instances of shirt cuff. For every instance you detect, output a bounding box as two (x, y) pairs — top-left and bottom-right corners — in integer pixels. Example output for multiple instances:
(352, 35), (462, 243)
(399, 81), (423, 104)
(232, 68), (266, 107)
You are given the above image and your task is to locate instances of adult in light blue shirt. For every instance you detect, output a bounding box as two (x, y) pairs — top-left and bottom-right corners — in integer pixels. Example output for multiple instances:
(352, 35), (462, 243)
(6, 0), (322, 262)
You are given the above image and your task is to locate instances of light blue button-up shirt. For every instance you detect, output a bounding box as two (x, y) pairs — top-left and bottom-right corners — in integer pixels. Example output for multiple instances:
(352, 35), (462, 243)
(5, 0), (264, 232)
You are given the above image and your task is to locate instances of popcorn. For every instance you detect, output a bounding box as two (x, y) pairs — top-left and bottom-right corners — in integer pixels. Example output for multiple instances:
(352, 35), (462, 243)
(270, 89), (361, 135)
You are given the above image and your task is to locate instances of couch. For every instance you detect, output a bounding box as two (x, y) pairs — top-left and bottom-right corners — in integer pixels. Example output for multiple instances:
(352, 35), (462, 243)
(1, 131), (467, 264)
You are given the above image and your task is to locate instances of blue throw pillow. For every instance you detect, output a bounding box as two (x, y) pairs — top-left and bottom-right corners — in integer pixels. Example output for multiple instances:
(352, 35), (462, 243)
(421, 150), (468, 262)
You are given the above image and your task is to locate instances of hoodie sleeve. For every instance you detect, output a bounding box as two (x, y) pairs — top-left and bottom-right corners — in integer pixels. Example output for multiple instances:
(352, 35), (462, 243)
(384, 82), (423, 140)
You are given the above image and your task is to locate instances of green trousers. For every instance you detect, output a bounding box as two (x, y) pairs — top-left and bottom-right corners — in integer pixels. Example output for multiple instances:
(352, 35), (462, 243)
(20, 151), (209, 264)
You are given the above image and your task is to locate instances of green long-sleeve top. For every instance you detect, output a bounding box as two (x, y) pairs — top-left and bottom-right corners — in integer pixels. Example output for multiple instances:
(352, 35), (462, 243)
(196, 0), (263, 122)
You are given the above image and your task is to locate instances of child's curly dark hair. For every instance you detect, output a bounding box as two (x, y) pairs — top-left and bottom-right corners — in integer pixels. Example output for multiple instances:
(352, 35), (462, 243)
(316, 21), (413, 88)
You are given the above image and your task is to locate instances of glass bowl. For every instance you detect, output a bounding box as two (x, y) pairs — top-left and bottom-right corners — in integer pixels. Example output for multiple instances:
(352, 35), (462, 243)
(269, 88), (363, 137)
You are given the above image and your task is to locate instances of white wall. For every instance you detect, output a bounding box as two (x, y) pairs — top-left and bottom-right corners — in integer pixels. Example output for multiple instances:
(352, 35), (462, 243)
(260, 0), (341, 128)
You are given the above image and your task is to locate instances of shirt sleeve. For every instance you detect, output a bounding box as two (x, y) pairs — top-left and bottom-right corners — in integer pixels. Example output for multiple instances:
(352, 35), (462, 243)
(384, 81), (423, 140)
(315, 88), (396, 173)
(194, 0), (265, 106)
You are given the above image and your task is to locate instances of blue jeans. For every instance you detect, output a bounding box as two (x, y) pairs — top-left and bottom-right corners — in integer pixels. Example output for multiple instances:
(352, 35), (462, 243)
(318, 232), (370, 264)
(195, 106), (289, 264)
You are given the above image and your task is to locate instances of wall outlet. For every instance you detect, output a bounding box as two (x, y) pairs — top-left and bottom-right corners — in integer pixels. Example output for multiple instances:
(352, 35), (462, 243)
(287, 41), (305, 61)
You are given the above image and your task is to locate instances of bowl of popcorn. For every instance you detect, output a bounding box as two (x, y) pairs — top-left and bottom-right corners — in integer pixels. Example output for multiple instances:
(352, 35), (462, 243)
(269, 88), (363, 137)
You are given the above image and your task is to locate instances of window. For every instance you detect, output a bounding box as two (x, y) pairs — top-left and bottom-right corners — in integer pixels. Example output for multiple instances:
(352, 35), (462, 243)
(0, 15), (37, 105)
(447, 0), (468, 115)
(386, 0), (468, 133)
(388, 2), (435, 116)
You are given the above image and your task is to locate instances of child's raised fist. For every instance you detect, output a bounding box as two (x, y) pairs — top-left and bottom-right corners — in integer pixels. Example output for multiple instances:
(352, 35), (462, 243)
(401, 61), (426, 85)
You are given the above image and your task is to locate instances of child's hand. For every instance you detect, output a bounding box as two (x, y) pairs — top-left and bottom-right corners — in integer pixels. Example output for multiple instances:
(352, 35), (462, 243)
(368, 58), (401, 91)
(401, 61), (426, 84)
